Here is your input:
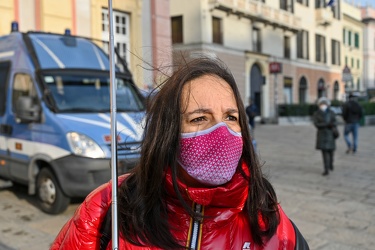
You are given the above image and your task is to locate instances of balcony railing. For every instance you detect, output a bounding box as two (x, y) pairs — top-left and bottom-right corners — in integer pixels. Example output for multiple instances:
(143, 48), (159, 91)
(209, 0), (301, 32)
(315, 8), (333, 26)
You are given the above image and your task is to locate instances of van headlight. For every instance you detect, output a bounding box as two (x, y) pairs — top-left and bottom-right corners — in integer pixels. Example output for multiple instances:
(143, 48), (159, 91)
(66, 132), (105, 158)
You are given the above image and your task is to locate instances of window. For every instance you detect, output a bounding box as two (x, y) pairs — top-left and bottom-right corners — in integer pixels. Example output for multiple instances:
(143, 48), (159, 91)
(283, 77), (293, 104)
(348, 30), (352, 46)
(299, 77), (307, 104)
(42, 72), (144, 112)
(351, 58), (354, 68)
(280, 0), (294, 13)
(0, 62), (11, 115)
(212, 17), (223, 44)
(354, 33), (359, 48)
(357, 78), (360, 91)
(333, 81), (339, 100)
(297, 0), (309, 7)
(315, 34), (326, 63)
(252, 28), (261, 52)
(317, 78), (326, 98)
(357, 59), (360, 69)
(12, 74), (38, 113)
(345, 56), (348, 66)
(101, 12), (108, 32)
(315, 0), (325, 8)
(101, 9), (130, 67)
(331, 39), (340, 65)
(343, 29), (346, 45)
(297, 30), (309, 59)
(331, 0), (340, 19)
(171, 16), (183, 44)
(284, 36), (291, 59)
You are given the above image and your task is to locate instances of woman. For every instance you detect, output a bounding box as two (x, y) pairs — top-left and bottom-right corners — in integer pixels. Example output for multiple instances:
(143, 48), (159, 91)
(313, 97), (337, 176)
(51, 58), (309, 249)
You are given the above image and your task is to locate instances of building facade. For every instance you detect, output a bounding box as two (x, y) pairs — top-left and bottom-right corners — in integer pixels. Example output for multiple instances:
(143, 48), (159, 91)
(0, 0), (172, 88)
(361, 6), (375, 91)
(170, 0), (365, 122)
(342, 1), (364, 94)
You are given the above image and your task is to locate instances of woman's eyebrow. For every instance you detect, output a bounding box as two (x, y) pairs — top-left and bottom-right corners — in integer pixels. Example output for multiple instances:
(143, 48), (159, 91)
(226, 108), (239, 114)
(185, 108), (212, 116)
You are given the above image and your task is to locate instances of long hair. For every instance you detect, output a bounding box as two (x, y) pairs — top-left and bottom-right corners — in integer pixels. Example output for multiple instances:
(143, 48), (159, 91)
(118, 57), (279, 248)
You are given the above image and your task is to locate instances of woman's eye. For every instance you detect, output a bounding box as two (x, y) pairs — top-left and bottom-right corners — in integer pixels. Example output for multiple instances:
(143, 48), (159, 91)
(191, 116), (206, 123)
(227, 115), (238, 121)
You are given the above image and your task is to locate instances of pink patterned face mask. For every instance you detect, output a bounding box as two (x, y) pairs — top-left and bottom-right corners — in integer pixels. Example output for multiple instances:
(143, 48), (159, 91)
(178, 122), (243, 186)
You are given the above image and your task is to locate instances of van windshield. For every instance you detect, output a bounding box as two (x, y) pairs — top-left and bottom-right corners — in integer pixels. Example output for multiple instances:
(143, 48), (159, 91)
(42, 72), (144, 113)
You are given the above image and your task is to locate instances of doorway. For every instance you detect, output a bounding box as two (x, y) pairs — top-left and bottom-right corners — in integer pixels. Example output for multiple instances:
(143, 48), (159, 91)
(250, 63), (263, 115)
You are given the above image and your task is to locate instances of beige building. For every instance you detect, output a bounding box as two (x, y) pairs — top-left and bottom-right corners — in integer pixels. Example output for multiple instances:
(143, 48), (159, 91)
(342, 1), (364, 94)
(0, 0), (172, 88)
(361, 6), (375, 91)
(170, 0), (356, 122)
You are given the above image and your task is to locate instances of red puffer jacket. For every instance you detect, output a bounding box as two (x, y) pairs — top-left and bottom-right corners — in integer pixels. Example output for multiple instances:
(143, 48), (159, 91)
(51, 166), (302, 250)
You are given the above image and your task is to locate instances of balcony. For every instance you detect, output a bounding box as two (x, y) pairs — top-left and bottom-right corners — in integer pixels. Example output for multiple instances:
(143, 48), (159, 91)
(315, 8), (333, 26)
(208, 0), (301, 32)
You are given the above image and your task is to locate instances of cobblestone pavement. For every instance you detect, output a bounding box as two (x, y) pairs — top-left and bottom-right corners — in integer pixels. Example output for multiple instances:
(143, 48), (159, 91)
(255, 124), (375, 250)
(0, 124), (374, 250)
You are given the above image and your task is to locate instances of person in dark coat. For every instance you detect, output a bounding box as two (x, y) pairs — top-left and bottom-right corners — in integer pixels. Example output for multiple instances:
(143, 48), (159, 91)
(245, 98), (259, 152)
(245, 98), (258, 130)
(313, 97), (337, 176)
(342, 93), (363, 154)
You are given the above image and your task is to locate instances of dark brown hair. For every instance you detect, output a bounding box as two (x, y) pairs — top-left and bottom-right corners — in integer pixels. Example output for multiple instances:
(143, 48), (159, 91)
(118, 57), (279, 248)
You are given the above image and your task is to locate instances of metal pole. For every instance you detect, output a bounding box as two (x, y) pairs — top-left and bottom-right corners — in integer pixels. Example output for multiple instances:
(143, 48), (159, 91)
(108, 0), (119, 249)
(274, 73), (278, 123)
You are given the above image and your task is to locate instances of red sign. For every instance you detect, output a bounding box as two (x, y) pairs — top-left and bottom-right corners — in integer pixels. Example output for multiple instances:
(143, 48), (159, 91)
(269, 62), (282, 74)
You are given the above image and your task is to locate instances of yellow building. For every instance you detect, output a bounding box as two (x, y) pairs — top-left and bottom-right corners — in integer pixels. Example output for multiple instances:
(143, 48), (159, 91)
(0, 0), (172, 88)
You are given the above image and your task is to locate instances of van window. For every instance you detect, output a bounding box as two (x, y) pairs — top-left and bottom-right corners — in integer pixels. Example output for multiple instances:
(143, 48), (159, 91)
(0, 62), (11, 115)
(12, 74), (38, 112)
(42, 71), (144, 113)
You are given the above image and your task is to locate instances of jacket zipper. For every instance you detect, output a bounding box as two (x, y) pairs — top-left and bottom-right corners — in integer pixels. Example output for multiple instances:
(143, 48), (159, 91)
(187, 203), (203, 250)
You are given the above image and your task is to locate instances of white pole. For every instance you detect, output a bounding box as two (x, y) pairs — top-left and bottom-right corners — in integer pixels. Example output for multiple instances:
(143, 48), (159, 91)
(108, 0), (119, 249)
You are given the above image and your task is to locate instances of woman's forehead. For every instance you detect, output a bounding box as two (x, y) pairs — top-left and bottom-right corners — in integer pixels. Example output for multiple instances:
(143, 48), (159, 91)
(181, 75), (236, 110)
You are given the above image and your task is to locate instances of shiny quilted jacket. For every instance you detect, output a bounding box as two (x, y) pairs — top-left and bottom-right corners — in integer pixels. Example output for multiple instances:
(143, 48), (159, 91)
(51, 165), (300, 250)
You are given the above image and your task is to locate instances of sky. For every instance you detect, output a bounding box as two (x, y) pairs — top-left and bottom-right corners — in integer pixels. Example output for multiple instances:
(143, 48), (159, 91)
(354, 0), (375, 7)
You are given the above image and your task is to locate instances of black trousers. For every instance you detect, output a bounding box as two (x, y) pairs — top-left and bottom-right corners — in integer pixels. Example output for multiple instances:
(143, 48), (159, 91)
(321, 150), (334, 171)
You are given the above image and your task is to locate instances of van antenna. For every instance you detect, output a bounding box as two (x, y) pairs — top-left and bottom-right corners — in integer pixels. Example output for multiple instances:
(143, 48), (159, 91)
(108, 0), (119, 249)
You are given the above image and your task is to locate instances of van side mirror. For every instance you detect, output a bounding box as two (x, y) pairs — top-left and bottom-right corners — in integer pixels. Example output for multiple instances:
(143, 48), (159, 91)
(15, 96), (41, 123)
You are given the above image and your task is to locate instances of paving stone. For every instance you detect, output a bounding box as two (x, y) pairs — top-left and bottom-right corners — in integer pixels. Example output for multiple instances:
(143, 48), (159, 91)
(0, 124), (374, 249)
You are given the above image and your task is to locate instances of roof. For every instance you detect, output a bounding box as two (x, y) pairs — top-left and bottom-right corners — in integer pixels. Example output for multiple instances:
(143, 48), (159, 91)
(0, 31), (115, 71)
(27, 33), (111, 70)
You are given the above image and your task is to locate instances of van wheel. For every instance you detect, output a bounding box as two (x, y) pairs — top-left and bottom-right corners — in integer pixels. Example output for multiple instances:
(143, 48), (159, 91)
(36, 168), (70, 214)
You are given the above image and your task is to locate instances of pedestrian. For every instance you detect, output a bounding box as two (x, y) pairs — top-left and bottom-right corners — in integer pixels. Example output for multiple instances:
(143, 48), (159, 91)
(245, 98), (259, 151)
(313, 97), (337, 176)
(51, 57), (309, 249)
(342, 93), (363, 154)
(245, 98), (258, 131)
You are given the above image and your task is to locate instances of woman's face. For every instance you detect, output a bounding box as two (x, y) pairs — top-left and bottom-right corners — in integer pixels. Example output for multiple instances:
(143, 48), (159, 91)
(178, 74), (241, 187)
(181, 74), (241, 134)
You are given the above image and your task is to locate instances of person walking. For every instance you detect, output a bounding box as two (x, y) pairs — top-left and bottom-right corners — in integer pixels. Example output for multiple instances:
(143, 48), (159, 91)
(313, 97), (337, 176)
(342, 93), (363, 154)
(245, 98), (259, 151)
(51, 57), (308, 250)
(245, 98), (258, 131)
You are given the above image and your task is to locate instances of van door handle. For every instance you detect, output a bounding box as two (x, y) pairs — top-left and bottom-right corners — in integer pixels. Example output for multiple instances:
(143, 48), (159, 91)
(0, 124), (13, 135)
